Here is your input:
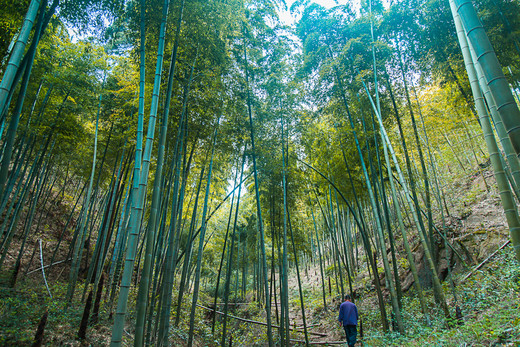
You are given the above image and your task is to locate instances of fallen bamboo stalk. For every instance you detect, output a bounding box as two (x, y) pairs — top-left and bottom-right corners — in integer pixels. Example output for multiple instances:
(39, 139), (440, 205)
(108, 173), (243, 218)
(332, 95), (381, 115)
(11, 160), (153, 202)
(196, 304), (328, 337)
(209, 302), (279, 306)
(462, 240), (511, 282)
(289, 339), (347, 345)
(297, 323), (322, 329)
(27, 258), (70, 275)
(39, 239), (52, 299)
(454, 229), (505, 242)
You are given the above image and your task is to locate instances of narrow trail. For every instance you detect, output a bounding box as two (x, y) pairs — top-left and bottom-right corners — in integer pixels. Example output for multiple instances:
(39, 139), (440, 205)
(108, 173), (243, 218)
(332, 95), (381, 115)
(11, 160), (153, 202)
(282, 263), (348, 345)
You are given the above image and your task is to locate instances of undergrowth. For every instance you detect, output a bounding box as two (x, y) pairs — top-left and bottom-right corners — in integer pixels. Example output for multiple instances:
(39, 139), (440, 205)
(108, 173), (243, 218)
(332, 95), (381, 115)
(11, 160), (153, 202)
(361, 245), (520, 346)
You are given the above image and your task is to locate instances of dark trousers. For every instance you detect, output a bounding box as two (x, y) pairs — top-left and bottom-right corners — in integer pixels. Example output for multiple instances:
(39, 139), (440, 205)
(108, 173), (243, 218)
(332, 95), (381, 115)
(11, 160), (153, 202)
(343, 324), (357, 347)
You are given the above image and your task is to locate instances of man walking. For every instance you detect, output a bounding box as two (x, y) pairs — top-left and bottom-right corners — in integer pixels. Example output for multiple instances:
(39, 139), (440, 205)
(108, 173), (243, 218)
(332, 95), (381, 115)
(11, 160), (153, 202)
(338, 294), (358, 347)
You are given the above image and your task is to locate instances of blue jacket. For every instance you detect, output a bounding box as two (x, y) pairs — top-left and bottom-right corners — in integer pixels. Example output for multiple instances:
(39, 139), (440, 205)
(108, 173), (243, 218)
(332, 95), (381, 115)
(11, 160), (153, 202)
(338, 301), (358, 326)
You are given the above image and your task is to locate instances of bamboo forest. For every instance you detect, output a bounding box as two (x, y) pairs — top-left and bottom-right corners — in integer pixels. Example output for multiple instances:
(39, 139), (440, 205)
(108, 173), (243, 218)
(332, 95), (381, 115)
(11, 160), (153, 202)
(1, 0), (520, 345)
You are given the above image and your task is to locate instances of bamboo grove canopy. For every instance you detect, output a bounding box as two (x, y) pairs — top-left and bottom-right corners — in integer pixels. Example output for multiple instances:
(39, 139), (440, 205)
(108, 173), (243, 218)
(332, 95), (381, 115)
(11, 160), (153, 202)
(0, 0), (520, 345)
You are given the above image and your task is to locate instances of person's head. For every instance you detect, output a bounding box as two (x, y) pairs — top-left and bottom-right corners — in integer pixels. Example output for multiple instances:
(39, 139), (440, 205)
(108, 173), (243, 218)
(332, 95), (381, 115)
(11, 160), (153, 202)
(344, 294), (351, 302)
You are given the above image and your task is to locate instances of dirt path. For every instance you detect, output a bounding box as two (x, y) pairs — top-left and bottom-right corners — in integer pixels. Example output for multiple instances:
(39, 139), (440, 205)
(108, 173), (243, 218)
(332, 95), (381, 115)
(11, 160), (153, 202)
(278, 264), (347, 345)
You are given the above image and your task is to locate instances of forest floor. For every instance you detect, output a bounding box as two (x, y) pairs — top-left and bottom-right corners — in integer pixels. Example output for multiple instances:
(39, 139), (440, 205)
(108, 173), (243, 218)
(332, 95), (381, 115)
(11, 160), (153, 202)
(0, 165), (519, 346)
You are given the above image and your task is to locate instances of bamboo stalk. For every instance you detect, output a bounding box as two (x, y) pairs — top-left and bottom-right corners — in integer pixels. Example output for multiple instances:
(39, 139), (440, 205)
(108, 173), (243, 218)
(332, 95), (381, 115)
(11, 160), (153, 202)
(196, 304), (328, 337)
(39, 239), (52, 299)
(462, 240), (511, 282)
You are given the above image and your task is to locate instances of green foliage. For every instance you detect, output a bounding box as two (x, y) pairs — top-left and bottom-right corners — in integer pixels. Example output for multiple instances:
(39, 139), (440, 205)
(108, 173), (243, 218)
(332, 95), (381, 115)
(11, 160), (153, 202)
(2, 0), (520, 344)
(0, 280), (83, 345)
(363, 246), (520, 346)
(0, 0), (27, 62)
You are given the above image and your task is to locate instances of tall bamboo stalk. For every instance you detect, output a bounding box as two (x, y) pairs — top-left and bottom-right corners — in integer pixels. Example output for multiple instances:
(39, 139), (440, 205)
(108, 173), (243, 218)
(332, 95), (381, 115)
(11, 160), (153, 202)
(134, 5), (186, 342)
(0, 0), (41, 120)
(450, 0), (520, 262)
(244, 44), (273, 346)
(211, 157), (240, 334)
(111, 0), (170, 342)
(454, 0), (520, 156)
(331, 61), (404, 332)
(66, 79), (103, 303)
(361, 79), (451, 319)
(187, 119), (220, 347)
(308, 194), (327, 309)
(0, 0), (47, 200)
(221, 148), (246, 346)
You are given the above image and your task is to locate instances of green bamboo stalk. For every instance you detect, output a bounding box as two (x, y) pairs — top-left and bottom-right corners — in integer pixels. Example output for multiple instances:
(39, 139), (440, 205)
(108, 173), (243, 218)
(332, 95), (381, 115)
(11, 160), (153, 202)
(174, 166), (205, 327)
(9, 144), (52, 286)
(244, 44), (273, 346)
(269, 203), (280, 326)
(187, 119), (219, 345)
(82, 135), (118, 301)
(221, 147), (246, 346)
(454, 0), (520, 156)
(281, 112), (309, 345)
(134, 4), (186, 343)
(305, 160), (388, 331)
(280, 129), (291, 346)
(422, 119), (460, 304)
(0, 0), (46, 199)
(66, 85), (102, 303)
(0, 141), (32, 237)
(396, 48), (435, 257)
(307, 194), (327, 309)
(375, 124), (404, 308)
(337, 208), (352, 289)
(382, 136), (430, 323)
(328, 186), (345, 298)
(156, 92), (188, 347)
(234, 228), (241, 302)
(111, 0), (170, 341)
(157, 68), (199, 347)
(331, 64), (404, 333)
(368, 1), (404, 309)
(287, 211), (309, 346)
(344, 212), (356, 275)
(451, 1), (520, 262)
(107, 178), (132, 308)
(211, 159), (240, 334)
(241, 222), (248, 297)
(8, 78), (41, 173)
(87, 152), (123, 299)
(361, 79), (451, 319)
(0, 0), (41, 117)
(275, 221), (285, 341)
(475, 66), (520, 197)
